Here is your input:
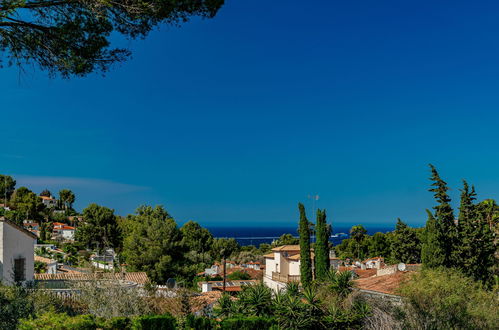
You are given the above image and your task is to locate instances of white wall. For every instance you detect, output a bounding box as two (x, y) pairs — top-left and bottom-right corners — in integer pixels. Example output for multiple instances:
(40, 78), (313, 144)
(288, 260), (300, 275)
(265, 257), (275, 278)
(0, 221), (35, 285)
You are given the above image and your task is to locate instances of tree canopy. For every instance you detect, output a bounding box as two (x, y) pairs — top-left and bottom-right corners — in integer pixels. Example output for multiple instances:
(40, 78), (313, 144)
(0, 174), (16, 202)
(0, 0), (224, 77)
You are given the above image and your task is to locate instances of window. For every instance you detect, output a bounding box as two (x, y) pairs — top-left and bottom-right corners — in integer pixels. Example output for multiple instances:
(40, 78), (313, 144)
(14, 258), (26, 282)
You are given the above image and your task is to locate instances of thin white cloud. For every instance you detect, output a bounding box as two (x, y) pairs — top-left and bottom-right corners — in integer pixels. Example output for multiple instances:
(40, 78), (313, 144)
(14, 175), (149, 194)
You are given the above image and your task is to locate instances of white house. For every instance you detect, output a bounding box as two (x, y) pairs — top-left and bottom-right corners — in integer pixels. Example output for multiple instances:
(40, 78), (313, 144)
(0, 217), (36, 285)
(39, 196), (57, 208)
(362, 257), (384, 269)
(263, 245), (305, 291)
(263, 245), (343, 291)
(52, 222), (75, 241)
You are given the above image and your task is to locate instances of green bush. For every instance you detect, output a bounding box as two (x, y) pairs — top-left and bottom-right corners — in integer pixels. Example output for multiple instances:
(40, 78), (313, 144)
(131, 314), (176, 330)
(18, 311), (96, 330)
(185, 314), (217, 329)
(103, 316), (132, 329)
(398, 268), (499, 329)
(220, 316), (276, 330)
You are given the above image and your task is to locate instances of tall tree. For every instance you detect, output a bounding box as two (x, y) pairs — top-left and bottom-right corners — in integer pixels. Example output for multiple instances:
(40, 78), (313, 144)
(389, 218), (421, 264)
(298, 203), (312, 287)
(453, 181), (476, 269)
(422, 165), (455, 268)
(422, 210), (445, 268)
(469, 200), (496, 284)
(121, 205), (184, 284)
(75, 204), (121, 250)
(58, 189), (75, 211)
(9, 187), (45, 223)
(180, 220), (214, 254)
(0, 174), (16, 203)
(350, 224), (367, 259)
(0, 0), (224, 77)
(314, 209), (330, 281)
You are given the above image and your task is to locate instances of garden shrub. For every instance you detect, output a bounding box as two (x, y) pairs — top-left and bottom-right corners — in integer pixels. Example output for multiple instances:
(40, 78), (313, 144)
(220, 316), (276, 330)
(131, 314), (177, 330)
(185, 314), (217, 329)
(18, 311), (96, 330)
(398, 268), (499, 329)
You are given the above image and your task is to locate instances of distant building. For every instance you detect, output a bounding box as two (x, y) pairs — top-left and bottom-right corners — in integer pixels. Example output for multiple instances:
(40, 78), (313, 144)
(39, 196), (58, 208)
(0, 217), (37, 285)
(34, 255), (58, 274)
(52, 222), (75, 241)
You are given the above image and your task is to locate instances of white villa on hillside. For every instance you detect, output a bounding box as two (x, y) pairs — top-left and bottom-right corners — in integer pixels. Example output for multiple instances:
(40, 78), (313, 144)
(264, 245), (343, 291)
(263, 245), (304, 291)
(0, 217), (36, 285)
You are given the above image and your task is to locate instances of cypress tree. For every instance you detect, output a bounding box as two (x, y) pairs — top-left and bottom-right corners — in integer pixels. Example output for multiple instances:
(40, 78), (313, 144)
(453, 180), (476, 269)
(298, 203), (312, 288)
(469, 200), (496, 284)
(421, 209), (445, 268)
(423, 165), (456, 268)
(314, 209), (330, 281)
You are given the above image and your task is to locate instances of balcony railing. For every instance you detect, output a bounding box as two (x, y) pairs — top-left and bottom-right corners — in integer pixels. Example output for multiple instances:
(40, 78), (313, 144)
(272, 272), (301, 283)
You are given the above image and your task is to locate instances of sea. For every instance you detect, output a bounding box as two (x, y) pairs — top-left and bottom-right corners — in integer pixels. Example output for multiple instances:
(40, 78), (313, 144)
(207, 225), (394, 247)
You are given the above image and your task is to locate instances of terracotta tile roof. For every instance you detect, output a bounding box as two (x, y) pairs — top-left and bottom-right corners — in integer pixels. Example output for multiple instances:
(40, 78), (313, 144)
(287, 252), (314, 261)
(35, 272), (149, 285)
(40, 196), (56, 200)
(263, 253), (275, 258)
(355, 271), (411, 295)
(34, 256), (56, 264)
(226, 267), (262, 280)
(271, 245), (301, 252)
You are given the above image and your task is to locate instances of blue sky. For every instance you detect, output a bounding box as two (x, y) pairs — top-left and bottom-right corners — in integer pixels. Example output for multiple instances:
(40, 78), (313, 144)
(1, 0), (499, 228)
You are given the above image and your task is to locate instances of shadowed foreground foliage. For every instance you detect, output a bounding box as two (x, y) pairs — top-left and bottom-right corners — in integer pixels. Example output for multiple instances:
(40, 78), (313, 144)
(0, 0), (224, 77)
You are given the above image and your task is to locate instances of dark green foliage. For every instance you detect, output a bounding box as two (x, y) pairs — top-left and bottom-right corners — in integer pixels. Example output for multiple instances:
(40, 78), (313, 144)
(421, 210), (445, 268)
(326, 270), (354, 298)
(75, 204), (121, 250)
(58, 189), (76, 212)
(211, 238), (239, 260)
(121, 205), (184, 284)
(180, 221), (214, 254)
(422, 165), (456, 268)
(0, 286), (35, 330)
(298, 203), (312, 288)
(9, 186), (45, 223)
(271, 233), (299, 247)
(103, 316), (131, 329)
(227, 270), (251, 280)
(0, 174), (16, 202)
(131, 314), (176, 330)
(185, 314), (217, 330)
(0, 0), (224, 77)
(368, 232), (391, 257)
(220, 316), (276, 330)
(314, 209), (330, 281)
(237, 284), (273, 317)
(389, 219), (421, 264)
(454, 187), (496, 284)
(399, 268), (499, 329)
(349, 224), (367, 259)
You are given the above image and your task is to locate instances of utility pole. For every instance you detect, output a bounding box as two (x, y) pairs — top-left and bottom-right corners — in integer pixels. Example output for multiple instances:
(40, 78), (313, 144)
(222, 258), (226, 292)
